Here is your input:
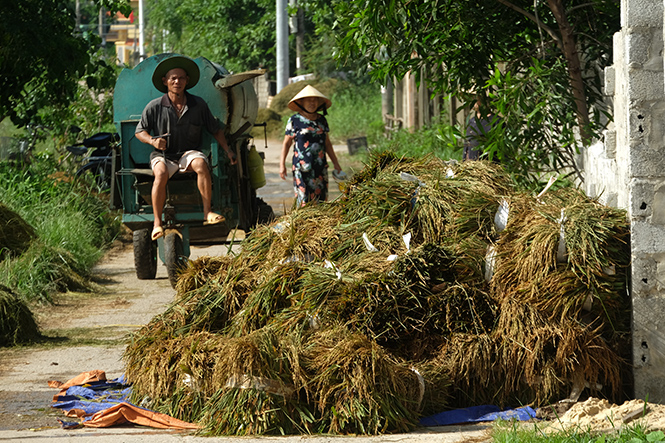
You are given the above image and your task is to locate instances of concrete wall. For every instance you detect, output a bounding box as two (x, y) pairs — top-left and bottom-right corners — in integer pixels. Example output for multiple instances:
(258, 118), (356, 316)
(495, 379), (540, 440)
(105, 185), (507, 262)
(584, 0), (665, 401)
(251, 73), (275, 109)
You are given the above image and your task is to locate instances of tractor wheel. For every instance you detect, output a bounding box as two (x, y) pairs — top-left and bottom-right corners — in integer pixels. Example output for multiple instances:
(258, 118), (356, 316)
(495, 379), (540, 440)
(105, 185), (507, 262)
(164, 232), (188, 288)
(257, 198), (275, 225)
(133, 228), (157, 280)
(249, 197), (274, 229)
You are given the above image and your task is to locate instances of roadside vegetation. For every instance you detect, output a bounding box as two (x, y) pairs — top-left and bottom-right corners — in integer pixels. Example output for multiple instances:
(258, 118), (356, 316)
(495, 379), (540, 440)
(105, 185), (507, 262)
(253, 78), (384, 143)
(0, 154), (122, 346)
(255, 78), (463, 164)
(493, 422), (665, 443)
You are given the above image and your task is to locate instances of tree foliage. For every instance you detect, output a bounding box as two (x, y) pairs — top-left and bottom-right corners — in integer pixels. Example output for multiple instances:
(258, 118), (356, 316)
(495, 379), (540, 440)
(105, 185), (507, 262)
(0, 0), (130, 127)
(297, 0), (372, 79)
(329, 0), (620, 185)
(145, 0), (276, 73)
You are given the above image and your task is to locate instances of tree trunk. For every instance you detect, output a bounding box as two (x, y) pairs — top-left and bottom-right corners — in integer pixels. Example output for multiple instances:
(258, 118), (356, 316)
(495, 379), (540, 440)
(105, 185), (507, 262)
(547, 0), (592, 143)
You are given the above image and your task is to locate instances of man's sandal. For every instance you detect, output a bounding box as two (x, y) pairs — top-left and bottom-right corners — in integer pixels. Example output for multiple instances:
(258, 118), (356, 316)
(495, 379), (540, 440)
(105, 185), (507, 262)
(151, 226), (164, 241)
(204, 212), (225, 225)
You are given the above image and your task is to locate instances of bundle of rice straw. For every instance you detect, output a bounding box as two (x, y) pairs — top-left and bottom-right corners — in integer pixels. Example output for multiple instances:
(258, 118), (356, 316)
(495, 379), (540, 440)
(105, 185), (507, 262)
(0, 202), (35, 259)
(124, 152), (631, 435)
(0, 284), (40, 347)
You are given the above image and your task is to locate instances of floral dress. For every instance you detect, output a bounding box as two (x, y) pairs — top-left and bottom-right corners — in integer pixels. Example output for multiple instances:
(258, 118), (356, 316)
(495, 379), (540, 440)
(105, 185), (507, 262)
(284, 113), (330, 206)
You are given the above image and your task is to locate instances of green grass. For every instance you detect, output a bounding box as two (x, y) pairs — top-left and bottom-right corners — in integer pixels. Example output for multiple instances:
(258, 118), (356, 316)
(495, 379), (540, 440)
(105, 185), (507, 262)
(0, 158), (121, 304)
(492, 421), (665, 443)
(372, 121), (463, 161)
(254, 78), (464, 165)
(255, 80), (385, 144)
(326, 83), (384, 145)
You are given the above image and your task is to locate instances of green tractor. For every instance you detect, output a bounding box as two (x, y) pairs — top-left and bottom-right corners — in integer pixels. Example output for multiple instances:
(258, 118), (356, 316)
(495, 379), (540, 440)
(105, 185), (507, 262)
(112, 53), (272, 287)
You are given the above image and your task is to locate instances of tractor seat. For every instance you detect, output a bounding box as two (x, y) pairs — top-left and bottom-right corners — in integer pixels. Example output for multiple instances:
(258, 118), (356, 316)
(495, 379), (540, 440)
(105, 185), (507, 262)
(120, 168), (197, 180)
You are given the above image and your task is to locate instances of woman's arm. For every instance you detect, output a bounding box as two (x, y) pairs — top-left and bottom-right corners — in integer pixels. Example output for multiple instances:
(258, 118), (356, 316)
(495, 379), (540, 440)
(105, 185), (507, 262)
(324, 134), (342, 173)
(280, 135), (294, 180)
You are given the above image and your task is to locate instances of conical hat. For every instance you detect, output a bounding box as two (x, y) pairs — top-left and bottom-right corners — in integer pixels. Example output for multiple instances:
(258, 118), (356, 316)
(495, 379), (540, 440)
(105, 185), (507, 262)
(152, 55), (200, 93)
(287, 85), (332, 112)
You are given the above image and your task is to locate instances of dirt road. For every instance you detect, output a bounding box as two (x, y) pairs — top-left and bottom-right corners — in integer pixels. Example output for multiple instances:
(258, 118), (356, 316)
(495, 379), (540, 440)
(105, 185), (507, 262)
(0, 140), (491, 442)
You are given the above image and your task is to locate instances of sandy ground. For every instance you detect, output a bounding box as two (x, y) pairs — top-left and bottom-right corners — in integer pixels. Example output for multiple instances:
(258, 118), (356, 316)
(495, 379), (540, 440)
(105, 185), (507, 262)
(1, 140), (664, 442)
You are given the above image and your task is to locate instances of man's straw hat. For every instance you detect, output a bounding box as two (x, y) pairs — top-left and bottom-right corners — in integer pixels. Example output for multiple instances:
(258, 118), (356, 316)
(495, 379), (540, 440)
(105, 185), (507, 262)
(287, 85), (332, 112)
(152, 55), (200, 93)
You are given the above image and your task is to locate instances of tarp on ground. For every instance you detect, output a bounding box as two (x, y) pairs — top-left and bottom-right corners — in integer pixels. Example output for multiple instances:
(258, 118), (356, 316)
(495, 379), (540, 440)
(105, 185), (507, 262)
(49, 370), (199, 430)
(420, 404), (537, 427)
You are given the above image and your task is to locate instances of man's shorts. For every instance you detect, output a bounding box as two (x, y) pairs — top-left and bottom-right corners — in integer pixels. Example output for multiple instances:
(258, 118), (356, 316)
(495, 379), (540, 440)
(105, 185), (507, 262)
(150, 150), (208, 178)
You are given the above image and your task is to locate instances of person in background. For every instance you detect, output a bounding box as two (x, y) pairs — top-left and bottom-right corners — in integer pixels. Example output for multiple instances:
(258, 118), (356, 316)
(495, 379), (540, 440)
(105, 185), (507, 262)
(463, 99), (498, 161)
(280, 85), (343, 206)
(135, 55), (237, 241)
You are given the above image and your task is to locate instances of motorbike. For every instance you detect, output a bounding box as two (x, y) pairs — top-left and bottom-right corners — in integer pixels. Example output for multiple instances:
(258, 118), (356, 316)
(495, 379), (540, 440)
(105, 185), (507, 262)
(66, 132), (119, 191)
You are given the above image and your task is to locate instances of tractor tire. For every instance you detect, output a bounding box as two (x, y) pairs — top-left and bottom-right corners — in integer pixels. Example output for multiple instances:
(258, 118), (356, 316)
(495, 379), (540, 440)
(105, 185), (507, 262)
(133, 228), (157, 280)
(164, 232), (187, 288)
(257, 198), (275, 225)
(248, 197), (274, 230)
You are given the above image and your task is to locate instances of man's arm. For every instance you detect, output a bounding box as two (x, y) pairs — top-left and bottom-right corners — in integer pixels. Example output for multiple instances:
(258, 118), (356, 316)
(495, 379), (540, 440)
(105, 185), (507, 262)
(213, 129), (237, 165)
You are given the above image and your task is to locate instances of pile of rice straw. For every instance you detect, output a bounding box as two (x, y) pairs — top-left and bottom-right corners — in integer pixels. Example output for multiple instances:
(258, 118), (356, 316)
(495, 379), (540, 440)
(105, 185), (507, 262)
(0, 284), (40, 346)
(0, 203), (40, 346)
(124, 152), (631, 435)
(0, 202), (35, 259)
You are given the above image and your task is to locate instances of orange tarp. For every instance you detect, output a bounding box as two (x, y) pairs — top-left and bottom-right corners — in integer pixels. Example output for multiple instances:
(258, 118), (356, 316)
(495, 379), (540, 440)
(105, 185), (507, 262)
(48, 369), (107, 389)
(76, 402), (199, 429)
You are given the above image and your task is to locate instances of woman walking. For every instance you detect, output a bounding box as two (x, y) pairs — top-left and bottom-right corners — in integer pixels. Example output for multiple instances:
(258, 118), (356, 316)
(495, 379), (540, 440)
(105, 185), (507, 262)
(280, 85), (343, 206)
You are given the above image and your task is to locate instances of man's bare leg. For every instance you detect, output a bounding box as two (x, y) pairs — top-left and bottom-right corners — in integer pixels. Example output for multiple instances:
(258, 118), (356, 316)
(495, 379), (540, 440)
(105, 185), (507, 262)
(190, 158), (223, 223)
(151, 162), (169, 239)
(190, 158), (212, 215)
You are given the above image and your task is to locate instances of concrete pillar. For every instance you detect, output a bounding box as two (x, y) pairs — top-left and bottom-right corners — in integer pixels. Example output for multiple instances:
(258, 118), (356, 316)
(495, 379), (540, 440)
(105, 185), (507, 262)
(276, 0), (289, 93)
(382, 82), (394, 120)
(624, 0), (665, 402)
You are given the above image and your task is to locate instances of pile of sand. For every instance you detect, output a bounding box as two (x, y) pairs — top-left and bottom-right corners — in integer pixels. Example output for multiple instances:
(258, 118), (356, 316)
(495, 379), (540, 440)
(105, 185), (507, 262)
(538, 397), (665, 434)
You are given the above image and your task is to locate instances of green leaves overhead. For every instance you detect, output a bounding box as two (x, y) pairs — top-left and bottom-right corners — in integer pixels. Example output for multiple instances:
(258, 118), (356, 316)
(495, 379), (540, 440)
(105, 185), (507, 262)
(145, 0), (276, 73)
(335, 0), (537, 91)
(0, 0), (130, 126)
(328, 0), (620, 186)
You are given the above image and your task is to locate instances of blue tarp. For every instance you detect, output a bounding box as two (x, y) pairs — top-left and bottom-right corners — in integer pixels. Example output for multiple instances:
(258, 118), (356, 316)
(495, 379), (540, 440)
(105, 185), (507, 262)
(420, 404), (537, 427)
(52, 376), (132, 424)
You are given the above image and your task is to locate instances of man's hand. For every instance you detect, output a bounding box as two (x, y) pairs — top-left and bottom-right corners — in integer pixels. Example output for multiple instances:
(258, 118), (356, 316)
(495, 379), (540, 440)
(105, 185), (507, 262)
(225, 149), (237, 165)
(151, 133), (170, 151)
(152, 138), (167, 150)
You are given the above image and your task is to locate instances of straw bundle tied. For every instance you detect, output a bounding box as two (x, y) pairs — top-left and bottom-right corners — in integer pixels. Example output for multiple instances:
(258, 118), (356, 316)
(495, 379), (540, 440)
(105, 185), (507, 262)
(0, 284), (40, 346)
(0, 202), (36, 259)
(491, 188), (630, 330)
(124, 152), (631, 435)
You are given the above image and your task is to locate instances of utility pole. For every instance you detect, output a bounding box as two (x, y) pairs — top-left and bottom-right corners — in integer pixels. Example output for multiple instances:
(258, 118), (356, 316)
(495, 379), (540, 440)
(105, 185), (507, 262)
(98, 6), (106, 47)
(289, 0), (304, 73)
(276, 0), (289, 93)
(139, 0), (146, 61)
(75, 0), (81, 29)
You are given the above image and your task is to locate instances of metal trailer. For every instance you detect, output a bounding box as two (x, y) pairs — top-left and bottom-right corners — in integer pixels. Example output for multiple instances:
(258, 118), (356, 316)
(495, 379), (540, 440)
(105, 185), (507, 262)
(111, 53), (272, 287)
